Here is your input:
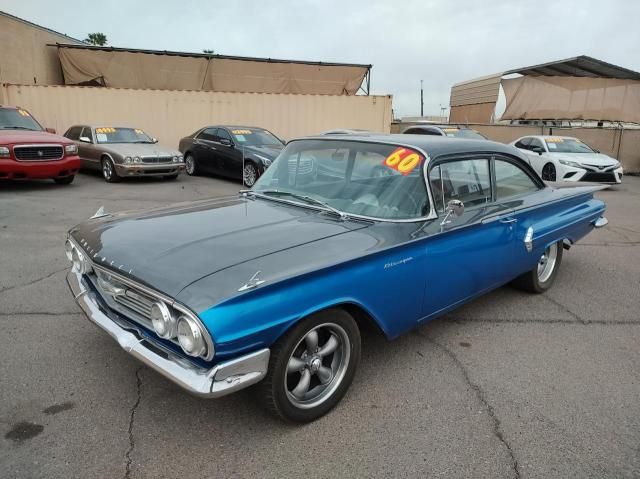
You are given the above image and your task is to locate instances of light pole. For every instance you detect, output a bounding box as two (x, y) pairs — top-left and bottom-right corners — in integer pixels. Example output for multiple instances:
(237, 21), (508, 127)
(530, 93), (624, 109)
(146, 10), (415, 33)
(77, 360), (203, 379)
(420, 80), (424, 117)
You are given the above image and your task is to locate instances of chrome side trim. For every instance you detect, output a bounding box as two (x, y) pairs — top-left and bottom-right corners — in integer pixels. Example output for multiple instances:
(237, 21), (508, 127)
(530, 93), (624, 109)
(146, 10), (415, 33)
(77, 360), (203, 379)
(592, 216), (608, 228)
(524, 226), (534, 252)
(67, 268), (270, 398)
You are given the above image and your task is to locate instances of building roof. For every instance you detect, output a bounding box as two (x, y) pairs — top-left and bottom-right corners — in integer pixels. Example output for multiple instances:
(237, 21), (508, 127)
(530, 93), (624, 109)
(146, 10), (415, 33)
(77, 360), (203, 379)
(503, 55), (640, 81)
(0, 10), (84, 44)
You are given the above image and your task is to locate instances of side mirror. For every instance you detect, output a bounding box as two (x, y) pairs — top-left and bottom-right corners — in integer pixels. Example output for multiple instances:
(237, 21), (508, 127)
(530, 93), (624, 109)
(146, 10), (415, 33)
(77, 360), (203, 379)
(45, 127), (56, 134)
(532, 146), (544, 155)
(152, 137), (158, 144)
(220, 138), (233, 147)
(440, 199), (465, 228)
(79, 136), (91, 143)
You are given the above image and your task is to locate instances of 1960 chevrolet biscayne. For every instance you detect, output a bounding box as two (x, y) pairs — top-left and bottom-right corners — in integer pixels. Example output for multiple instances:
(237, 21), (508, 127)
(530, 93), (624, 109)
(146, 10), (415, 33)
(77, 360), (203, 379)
(66, 135), (608, 422)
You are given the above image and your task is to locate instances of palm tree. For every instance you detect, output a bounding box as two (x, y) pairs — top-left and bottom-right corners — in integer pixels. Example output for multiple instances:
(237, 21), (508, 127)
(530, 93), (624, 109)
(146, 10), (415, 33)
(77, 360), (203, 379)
(84, 33), (108, 46)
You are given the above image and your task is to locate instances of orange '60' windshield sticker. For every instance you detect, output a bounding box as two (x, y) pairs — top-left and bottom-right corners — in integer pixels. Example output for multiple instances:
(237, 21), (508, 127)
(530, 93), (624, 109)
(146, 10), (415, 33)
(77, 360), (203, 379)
(383, 147), (424, 176)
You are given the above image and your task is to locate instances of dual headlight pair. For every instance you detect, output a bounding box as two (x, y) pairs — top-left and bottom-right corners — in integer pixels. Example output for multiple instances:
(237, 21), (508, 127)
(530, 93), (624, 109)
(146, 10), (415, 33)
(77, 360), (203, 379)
(65, 144), (78, 155)
(123, 156), (184, 164)
(150, 302), (208, 358)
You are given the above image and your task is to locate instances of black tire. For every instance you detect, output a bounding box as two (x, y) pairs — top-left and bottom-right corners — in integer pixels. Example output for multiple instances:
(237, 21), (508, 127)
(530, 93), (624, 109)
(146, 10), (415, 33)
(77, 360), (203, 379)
(101, 157), (120, 183)
(54, 175), (74, 185)
(258, 308), (361, 423)
(512, 241), (563, 293)
(163, 174), (179, 181)
(243, 161), (259, 187)
(541, 163), (556, 181)
(185, 153), (198, 176)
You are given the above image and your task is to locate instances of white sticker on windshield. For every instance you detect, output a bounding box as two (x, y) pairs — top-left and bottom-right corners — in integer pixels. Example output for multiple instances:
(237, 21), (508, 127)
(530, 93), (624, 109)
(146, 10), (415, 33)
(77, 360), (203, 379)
(548, 143), (557, 149)
(96, 133), (108, 142)
(446, 133), (455, 137)
(235, 135), (246, 142)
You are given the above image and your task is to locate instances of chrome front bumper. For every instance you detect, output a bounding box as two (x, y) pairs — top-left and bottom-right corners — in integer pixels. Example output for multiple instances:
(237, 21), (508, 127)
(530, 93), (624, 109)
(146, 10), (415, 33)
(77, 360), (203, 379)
(114, 163), (185, 176)
(66, 269), (269, 398)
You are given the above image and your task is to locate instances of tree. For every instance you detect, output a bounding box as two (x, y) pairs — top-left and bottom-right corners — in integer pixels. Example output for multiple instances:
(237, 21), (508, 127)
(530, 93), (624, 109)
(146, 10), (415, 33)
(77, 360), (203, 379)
(84, 33), (108, 46)
(202, 49), (215, 54)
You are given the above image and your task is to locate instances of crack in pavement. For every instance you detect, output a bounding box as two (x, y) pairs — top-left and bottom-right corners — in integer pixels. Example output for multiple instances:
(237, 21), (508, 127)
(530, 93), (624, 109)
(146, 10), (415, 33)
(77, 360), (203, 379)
(0, 267), (68, 295)
(540, 295), (587, 324)
(124, 368), (143, 479)
(416, 330), (521, 479)
(446, 317), (640, 325)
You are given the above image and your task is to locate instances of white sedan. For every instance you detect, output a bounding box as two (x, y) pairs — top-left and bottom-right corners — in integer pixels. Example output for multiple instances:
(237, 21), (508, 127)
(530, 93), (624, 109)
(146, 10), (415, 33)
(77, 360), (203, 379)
(510, 135), (623, 184)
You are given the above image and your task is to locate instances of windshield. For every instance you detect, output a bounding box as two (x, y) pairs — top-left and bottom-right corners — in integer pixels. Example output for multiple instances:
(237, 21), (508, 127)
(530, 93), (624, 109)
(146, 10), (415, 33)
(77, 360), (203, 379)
(95, 127), (154, 144)
(545, 138), (596, 153)
(0, 108), (43, 131)
(253, 139), (430, 220)
(443, 128), (487, 140)
(230, 128), (283, 146)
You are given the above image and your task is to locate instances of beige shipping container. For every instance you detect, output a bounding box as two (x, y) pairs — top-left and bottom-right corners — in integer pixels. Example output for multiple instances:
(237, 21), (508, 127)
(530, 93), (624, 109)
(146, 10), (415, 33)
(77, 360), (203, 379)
(0, 84), (392, 148)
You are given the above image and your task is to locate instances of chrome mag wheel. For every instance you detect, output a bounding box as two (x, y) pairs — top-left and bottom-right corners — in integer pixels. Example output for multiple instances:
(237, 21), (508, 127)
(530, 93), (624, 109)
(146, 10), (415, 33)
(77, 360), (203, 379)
(185, 155), (195, 175)
(285, 323), (350, 409)
(102, 159), (113, 180)
(243, 163), (257, 187)
(537, 242), (558, 283)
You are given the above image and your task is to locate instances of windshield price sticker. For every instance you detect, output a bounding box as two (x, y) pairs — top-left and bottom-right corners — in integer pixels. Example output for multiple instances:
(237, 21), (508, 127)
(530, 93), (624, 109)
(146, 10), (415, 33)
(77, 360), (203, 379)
(134, 129), (144, 134)
(18, 109), (31, 117)
(546, 137), (564, 143)
(232, 129), (252, 135)
(96, 127), (116, 134)
(443, 128), (459, 132)
(383, 147), (424, 176)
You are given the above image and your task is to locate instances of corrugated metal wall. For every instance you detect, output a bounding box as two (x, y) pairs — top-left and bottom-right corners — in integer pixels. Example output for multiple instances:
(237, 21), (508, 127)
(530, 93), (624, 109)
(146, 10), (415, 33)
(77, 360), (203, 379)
(1, 84), (392, 148)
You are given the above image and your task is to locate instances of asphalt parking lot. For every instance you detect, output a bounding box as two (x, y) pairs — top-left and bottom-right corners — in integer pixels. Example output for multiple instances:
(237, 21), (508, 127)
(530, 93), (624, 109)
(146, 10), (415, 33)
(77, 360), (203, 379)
(1, 172), (639, 479)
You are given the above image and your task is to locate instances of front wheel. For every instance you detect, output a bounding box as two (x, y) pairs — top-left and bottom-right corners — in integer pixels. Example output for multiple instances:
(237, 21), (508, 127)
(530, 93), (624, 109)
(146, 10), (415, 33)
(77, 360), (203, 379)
(101, 157), (120, 183)
(512, 241), (563, 293)
(243, 162), (259, 187)
(541, 163), (556, 181)
(258, 309), (361, 422)
(185, 154), (198, 176)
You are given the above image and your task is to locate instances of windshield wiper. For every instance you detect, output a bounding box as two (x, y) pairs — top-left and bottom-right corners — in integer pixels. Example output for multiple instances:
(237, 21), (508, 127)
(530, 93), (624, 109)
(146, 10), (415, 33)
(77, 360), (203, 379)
(1, 126), (38, 130)
(243, 189), (348, 220)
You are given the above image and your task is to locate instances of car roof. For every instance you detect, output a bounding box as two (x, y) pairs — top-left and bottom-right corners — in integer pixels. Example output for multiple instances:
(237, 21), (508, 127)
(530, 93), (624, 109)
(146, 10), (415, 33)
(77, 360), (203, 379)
(206, 125), (267, 131)
(519, 135), (580, 140)
(298, 133), (523, 161)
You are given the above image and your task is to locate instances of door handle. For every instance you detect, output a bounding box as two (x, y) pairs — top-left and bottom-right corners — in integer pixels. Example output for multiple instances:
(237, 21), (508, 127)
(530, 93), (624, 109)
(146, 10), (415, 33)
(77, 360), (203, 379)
(499, 217), (517, 224)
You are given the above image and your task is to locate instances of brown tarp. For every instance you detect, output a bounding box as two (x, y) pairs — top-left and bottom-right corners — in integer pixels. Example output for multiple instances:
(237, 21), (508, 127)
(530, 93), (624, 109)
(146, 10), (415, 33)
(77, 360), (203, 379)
(449, 103), (496, 123)
(501, 76), (640, 123)
(58, 47), (368, 95)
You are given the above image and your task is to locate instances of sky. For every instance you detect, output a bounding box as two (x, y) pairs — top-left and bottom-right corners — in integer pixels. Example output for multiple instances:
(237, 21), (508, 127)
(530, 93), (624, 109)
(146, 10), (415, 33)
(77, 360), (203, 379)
(3, 0), (639, 118)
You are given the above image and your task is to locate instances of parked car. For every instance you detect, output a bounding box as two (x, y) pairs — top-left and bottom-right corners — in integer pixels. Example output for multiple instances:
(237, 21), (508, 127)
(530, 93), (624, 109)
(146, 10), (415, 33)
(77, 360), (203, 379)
(0, 105), (80, 184)
(319, 128), (374, 135)
(65, 135), (608, 422)
(64, 125), (184, 182)
(510, 135), (623, 183)
(402, 124), (487, 140)
(178, 126), (284, 187)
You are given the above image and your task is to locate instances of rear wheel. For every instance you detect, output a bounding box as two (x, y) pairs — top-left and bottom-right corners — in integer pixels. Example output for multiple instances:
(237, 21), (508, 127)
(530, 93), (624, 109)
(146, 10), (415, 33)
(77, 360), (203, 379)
(101, 157), (120, 183)
(258, 308), (361, 422)
(54, 175), (74, 185)
(541, 163), (556, 181)
(185, 154), (198, 176)
(512, 241), (563, 293)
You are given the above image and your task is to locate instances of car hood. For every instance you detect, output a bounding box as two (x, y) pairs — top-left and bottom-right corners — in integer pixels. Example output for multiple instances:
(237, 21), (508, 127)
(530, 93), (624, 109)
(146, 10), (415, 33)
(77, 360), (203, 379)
(548, 152), (618, 166)
(99, 143), (181, 157)
(70, 197), (366, 297)
(241, 144), (284, 160)
(0, 129), (73, 145)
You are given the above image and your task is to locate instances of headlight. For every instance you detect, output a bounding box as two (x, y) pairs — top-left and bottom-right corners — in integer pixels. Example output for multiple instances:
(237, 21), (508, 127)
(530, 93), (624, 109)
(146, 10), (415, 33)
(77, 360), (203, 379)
(71, 246), (92, 274)
(558, 159), (583, 169)
(611, 161), (621, 169)
(178, 155), (184, 163)
(65, 239), (74, 261)
(65, 144), (78, 155)
(124, 156), (132, 164)
(254, 154), (272, 166)
(0, 146), (10, 158)
(150, 302), (177, 339)
(177, 315), (207, 357)
(172, 156), (178, 163)
(133, 156), (141, 163)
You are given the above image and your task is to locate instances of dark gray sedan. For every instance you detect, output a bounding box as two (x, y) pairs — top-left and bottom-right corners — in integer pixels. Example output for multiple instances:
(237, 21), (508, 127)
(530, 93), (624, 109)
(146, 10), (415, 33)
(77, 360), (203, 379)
(64, 125), (185, 182)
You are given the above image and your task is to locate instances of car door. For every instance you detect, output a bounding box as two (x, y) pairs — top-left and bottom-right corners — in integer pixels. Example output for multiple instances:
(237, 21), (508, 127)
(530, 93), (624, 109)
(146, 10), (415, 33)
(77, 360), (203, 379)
(192, 128), (219, 174)
(526, 137), (548, 176)
(79, 127), (101, 170)
(215, 128), (244, 179)
(420, 156), (518, 320)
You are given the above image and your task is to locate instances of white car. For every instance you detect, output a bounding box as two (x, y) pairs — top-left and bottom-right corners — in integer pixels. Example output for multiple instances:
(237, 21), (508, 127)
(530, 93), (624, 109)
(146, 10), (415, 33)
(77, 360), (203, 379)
(510, 135), (623, 184)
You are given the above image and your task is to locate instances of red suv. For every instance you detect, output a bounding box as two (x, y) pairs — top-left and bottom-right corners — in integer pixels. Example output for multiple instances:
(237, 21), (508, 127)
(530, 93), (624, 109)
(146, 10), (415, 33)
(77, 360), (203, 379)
(0, 106), (81, 184)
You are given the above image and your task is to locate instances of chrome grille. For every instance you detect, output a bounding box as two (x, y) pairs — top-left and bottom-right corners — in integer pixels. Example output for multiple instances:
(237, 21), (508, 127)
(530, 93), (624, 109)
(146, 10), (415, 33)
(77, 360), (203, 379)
(142, 156), (173, 164)
(115, 289), (154, 318)
(14, 144), (64, 161)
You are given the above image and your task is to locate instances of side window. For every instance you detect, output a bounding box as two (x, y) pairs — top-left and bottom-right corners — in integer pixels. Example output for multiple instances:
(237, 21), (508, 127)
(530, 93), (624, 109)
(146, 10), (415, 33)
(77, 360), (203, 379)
(529, 138), (545, 152)
(514, 137), (531, 149)
(65, 126), (82, 140)
(494, 159), (540, 200)
(80, 127), (93, 142)
(217, 129), (232, 143)
(430, 159), (491, 213)
(198, 128), (218, 141)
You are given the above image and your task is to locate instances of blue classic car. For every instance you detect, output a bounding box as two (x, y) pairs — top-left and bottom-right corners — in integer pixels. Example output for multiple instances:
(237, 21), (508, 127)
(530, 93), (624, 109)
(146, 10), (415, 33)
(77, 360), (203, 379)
(65, 135), (608, 422)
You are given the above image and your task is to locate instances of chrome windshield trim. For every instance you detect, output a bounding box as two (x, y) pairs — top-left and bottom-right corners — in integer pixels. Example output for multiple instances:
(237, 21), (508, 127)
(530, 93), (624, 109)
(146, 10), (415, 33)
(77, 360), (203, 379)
(68, 237), (215, 361)
(250, 137), (437, 223)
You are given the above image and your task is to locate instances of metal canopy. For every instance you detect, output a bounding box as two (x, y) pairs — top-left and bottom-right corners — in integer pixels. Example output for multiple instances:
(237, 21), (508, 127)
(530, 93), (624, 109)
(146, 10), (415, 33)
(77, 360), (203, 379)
(504, 55), (640, 81)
